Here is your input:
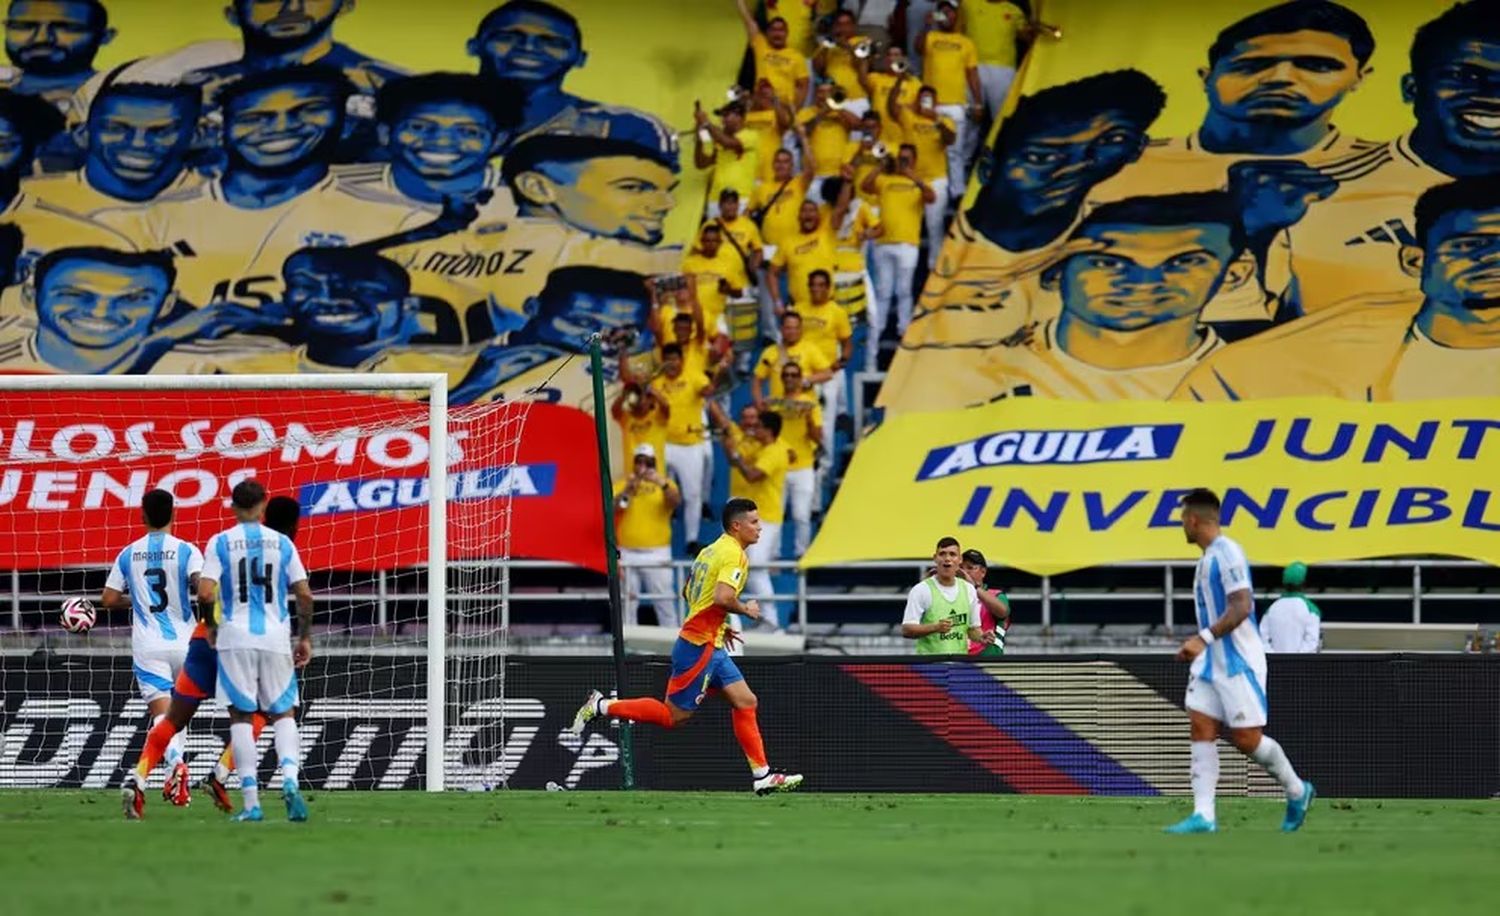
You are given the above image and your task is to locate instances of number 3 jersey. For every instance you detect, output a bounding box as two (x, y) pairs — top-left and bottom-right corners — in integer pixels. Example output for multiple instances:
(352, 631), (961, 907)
(202, 521), (309, 654)
(105, 532), (205, 654)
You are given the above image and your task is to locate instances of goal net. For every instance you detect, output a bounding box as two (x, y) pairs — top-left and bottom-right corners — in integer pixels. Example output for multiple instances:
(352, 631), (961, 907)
(0, 373), (555, 793)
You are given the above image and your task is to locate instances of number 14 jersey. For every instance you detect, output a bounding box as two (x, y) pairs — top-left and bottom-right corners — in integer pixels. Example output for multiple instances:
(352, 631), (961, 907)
(202, 521), (309, 653)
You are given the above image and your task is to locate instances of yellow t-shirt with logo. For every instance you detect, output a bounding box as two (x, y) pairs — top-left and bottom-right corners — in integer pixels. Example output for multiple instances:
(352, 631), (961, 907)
(899, 110), (956, 182)
(744, 107), (786, 183)
(767, 392), (821, 470)
(772, 222), (838, 303)
(751, 177), (808, 250)
(613, 477), (677, 549)
(754, 339), (832, 398)
(653, 370), (711, 445)
(715, 214), (765, 262)
(962, 0), (1026, 68)
(874, 173), (926, 245)
(741, 436), (791, 524)
(795, 107), (855, 178)
(791, 299), (852, 364)
(752, 32), (807, 109)
(680, 533), (749, 647)
(707, 128), (762, 202)
(867, 73), (920, 143)
(682, 246), (749, 330)
(618, 405), (669, 474)
(823, 44), (867, 101)
(921, 31), (979, 105)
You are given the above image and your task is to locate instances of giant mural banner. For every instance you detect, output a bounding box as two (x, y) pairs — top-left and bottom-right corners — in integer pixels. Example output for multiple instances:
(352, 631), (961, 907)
(816, 0), (1500, 570)
(0, 0), (739, 568)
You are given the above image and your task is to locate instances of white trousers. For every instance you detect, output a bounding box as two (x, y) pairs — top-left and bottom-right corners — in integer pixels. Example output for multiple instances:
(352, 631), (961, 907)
(783, 467), (816, 556)
(619, 545), (677, 628)
(745, 520), (783, 629)
(977, 64), (1017, 121)
(935, 104), (976, 202)
(923, 177), (949, 269)
(817, 375), (843, 464)
(665, 441), (711, 544)
(872, 242), (920, 335)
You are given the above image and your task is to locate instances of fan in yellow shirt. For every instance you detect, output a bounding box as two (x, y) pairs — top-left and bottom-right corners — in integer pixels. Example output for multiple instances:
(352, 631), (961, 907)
(794, 82), (861, 180)
(863, 47), (921, 145)
(749, 136), (814, 252)
(650, 280), (725, 384)
(694, 100), (761, 207)
(833, 197), (879, 322)
(753, 310), (834, 403)
(769, 197), (844, 313)
(680, 223), (749, 338)
(793, 271), (854, 367)
(737, 0), (810, 110)
(920, 5), (982, 108)
(742, 80), (793, 184)
(768, 360), (822, 555)
(710, 190), (766, 276)
(814, 10), (871, 113)
(612, 443), (681, 627)
(613, 383), (670, 475)
(846, 113), (886, 207)
(863, 147), (936, 356)
(723, 409), (792, 627)
(961, 0), (1030, 119)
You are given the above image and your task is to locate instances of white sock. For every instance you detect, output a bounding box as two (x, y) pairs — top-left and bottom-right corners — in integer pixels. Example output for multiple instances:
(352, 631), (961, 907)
(597, 697), (612, 716)
(230, 721), (260, 810)
(1190, 741), (1218, 822)
(213, 757), (231, 782)
(164, 720), (186, 769)
(274, 717), (300, 790)
(751, 765), (770, 780)
(1249, 735), (1305, 800)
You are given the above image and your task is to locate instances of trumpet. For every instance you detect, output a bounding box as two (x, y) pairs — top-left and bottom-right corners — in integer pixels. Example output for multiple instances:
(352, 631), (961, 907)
(1037, 20), (1063, 39)
(891, 59), (908, 75)
(853, 38), (873, 59)
(871, 141), (889, 159)
(725, 85), (748, 103)
(819, 36), (837, 50)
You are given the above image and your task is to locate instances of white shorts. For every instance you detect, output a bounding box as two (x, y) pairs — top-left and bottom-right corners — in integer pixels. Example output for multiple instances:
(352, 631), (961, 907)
(133, 644), (188, 704)
(1185, 670), (1268, 729)
(217, 647), (299, 715)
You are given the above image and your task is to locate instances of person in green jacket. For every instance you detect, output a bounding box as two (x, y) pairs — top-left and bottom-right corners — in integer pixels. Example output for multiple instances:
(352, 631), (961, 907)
(900, 536), (1008, 655)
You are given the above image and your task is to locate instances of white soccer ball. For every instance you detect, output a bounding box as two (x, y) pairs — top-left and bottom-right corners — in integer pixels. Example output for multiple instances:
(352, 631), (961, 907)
(60, 597), (96, 633)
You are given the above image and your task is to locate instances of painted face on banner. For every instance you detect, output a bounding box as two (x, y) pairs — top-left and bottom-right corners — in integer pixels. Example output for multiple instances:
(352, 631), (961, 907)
(1058, 222), (1239, 331)
(87, 92), (196, 188)
(0, 112), (26, 172)
(525, 286), (649, 351)
(472, 9), (583, 84)
(1408, 37), (1500, 156)
(282, 251), (412, 346)
(225, 80), (342, 170)
(991, 110), (1146, 217)
(231, 0), (345, 44)
(1413, 207), (1500, 311)
(35, 258), (171, 354)
(1205, 29), (1366, 127)
(389, 98), (501, 180)
(548, 155), (677, 245)
(5, 0), (108, 76)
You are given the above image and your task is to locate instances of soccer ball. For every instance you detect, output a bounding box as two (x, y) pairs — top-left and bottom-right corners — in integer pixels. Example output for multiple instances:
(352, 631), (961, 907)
(60, 597), (97, 633)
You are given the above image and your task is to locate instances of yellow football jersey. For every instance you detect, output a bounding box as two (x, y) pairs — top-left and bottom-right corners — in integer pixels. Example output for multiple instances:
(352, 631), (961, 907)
(754, 338), (832, 398)
(0, 188), (151, 321)
(981, 319), (1222, 401)
(653, 370), (711, 445)
(795, 107), (855, 178)
(792, 299), (851, 364)
(724, 420), (765, 495)
(873, 173), (925, 245)
(613, 477), (677, 550)
(706, 129), (763, 202)
(899, 110), (955, 182)
(773, 222), (838, 303)
(1171, 291), (1420, 401)
(866, 73), (920, 143)
(961, 0), (1027, 67)
(683, 246), (751, 326)
(680, 533), (748, 648)
(822, 43), (867, 101)
(714, 213), (765, 261)
(921, 31), (978, 105)
(751, 177), (809, 250)
(752, 33), (807, 109)
(617, 404), (669, 474)
(173, 339), (477, 396)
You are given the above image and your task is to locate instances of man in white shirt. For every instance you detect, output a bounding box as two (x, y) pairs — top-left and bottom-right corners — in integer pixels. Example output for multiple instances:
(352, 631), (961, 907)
(900, 536), (1007, 654)
(1260, 562), (1321, 653)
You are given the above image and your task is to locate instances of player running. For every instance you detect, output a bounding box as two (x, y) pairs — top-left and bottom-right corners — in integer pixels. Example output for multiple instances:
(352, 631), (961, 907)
(120, 495), (300, 818)
(1166, 489), (1315, 835)
(98, 490), (202, 818)
(571, 498), (803, 795)
(199, 482), (315, 823)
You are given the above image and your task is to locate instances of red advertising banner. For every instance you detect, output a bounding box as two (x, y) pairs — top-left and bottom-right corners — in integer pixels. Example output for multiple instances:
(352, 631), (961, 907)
(0, 391), (605, 572)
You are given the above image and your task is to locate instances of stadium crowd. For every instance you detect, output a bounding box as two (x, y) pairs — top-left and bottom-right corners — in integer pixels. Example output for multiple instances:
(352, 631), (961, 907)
(614, 0), (1038, 629)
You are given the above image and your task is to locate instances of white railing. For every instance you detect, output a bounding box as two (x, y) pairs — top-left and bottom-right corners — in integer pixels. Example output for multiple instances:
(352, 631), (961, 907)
(5, 558), (1494, 632)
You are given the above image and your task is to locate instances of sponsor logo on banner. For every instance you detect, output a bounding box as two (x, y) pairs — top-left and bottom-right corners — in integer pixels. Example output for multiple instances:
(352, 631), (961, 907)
(807, 399), (1500, 575)
(0, 393), (605, 571)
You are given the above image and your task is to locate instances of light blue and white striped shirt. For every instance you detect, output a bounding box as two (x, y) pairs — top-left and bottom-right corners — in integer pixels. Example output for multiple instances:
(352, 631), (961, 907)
(1191, 534), (1266, 682)
(202, 521), (308, 654)
(105, 532), (203, 651)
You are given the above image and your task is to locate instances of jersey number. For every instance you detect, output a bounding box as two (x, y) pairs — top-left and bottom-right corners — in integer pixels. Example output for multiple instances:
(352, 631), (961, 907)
(144, 567), (169, 614)
(684, 559), (708, 603)
(237, 557), (275, 605)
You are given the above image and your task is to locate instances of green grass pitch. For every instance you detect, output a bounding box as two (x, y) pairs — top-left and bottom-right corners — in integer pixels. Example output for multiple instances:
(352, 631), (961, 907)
(2, 791), (1494, 915)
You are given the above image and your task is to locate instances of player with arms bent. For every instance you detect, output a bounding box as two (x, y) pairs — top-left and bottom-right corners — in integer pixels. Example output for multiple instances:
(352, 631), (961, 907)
(571, 498), (803, 795)
(200, 482), (315, 823)
(1166, 489), (1315, 835)
(100, 490), (202, 818)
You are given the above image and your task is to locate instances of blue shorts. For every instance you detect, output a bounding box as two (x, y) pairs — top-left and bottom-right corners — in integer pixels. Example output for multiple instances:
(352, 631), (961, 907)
(172, 636), (218, 703)
(665, 637), (744, 712)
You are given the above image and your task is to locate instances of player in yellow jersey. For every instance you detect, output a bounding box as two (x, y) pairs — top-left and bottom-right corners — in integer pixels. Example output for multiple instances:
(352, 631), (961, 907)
(736, 0), (809, 111)
(768, 362), (822, 555)
(1173, 177), (1500, 402)
(571, 498), (804, 795)
(977, 193), (1249, 403)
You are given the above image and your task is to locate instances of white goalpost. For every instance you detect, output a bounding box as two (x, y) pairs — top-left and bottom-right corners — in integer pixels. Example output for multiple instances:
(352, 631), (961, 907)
(0, 373), (541, 794)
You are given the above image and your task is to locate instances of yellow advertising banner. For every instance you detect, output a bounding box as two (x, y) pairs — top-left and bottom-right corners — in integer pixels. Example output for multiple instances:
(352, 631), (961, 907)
(804, 397), (1500, 574)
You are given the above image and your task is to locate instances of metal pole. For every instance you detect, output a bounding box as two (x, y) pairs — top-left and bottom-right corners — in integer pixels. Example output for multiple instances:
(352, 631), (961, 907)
(1163, 565), (1174, 632)
(500, 559), (511, 633)
(377, 569), (388, 632)
(424, 376), (449, 792)
(589, 336), (633, 789)
(9, 569), (18, 631)
(1412, 564), (1422, 625)
(796, 564), (808, 632)
(1041, 575), (1052, 629)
